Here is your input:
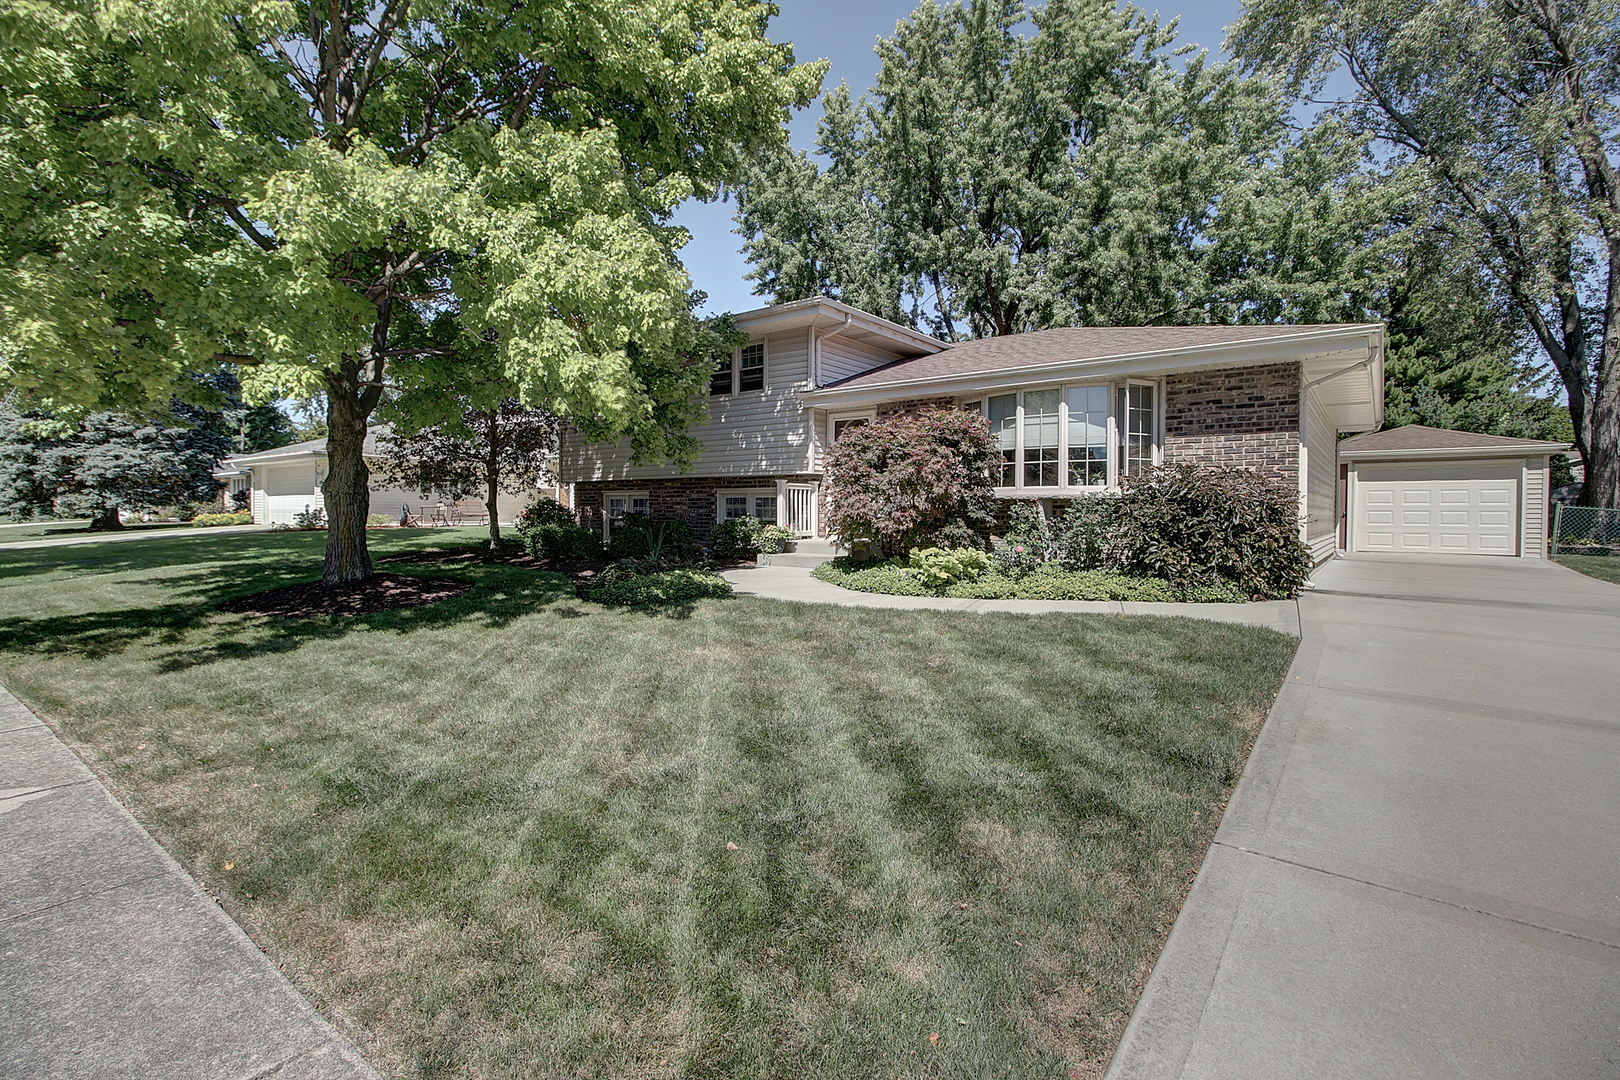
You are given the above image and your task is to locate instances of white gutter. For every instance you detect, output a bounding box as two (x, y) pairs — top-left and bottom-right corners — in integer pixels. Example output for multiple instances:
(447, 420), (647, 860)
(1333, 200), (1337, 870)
(811, 312), (854, 388)
(1341, 442), (1572, 462)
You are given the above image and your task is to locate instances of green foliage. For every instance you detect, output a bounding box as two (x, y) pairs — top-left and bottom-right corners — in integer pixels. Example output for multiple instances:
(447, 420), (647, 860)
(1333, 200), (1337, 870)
(1111, 465), (1311, 600)
(814, 558), (1218, 602)
(1051, 495), (1117, 571)
(291, 506), (327, 531)
(1230, 0), (1620, 505)
(907, 546), (991, 587)
(190, 511), (252, 527)
(590, 568), (733, 607)
(0, 400), (231, 526)
(757, 524), (793, 554)
(821, 408), (999, 556)
(709, 515), (767, 558)
(736, 0), (1384, 337)
(514, 498), (575, 535)
(524, 523), (603, 563)
(366, 514), (392, 526)
(604, 514), (702, 563)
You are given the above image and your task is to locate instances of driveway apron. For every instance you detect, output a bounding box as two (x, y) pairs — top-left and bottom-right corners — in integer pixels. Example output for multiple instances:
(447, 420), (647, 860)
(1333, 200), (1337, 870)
(1107, 553), (1620, 1080)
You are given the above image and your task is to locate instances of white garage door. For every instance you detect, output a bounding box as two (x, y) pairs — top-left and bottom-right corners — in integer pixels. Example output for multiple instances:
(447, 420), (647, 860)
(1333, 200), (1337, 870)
(264, 465), (318, 525)
(1354, 461), (1519, 556)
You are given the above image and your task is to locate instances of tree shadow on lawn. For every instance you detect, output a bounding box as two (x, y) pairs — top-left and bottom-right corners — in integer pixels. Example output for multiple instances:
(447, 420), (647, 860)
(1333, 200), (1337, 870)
(0, 563), (588, 671)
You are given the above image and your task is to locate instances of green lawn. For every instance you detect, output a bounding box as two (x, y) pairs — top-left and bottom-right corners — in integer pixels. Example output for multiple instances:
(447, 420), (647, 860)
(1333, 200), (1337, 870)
(0, 530), (1295, 1080)
(1556, 553), (1620, 586)
(0, 519), (195, 541)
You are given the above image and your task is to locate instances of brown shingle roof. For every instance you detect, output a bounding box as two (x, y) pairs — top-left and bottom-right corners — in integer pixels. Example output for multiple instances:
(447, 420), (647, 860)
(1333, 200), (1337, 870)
(1339, 424), (1568, 454)
(822, 324), (1371, 389)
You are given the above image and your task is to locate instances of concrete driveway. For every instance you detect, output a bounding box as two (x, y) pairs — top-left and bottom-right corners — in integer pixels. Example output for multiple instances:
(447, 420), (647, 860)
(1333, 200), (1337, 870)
(1107, 554), (1620, 1080)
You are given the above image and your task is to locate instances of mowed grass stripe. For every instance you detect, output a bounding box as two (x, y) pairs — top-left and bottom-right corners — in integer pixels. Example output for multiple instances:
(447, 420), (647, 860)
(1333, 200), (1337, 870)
(0, 530), (1294, 1079)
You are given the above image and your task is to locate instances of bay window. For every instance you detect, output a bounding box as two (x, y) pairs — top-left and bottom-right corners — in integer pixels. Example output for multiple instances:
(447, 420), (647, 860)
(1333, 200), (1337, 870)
(981, 380), (1159, 492)
(1022, 388), (1060, 487)
(988, 393), (1017, 486)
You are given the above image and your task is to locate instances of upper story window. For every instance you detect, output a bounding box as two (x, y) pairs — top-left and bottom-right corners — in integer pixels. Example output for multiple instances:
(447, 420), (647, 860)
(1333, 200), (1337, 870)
(981, 381), (1159, 492)
(739, 342), (765, 392)
(711, 341), (766, 397)
(710, 354), (734, 396)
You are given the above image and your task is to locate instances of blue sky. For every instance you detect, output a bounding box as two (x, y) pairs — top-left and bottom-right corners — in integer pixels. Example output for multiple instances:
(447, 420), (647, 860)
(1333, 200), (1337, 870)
(674, 0), (1252, 316)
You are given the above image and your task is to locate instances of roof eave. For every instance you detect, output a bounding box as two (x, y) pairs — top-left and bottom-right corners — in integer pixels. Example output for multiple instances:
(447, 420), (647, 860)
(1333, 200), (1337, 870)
(1342, 443), (1572, 461)
(799, 324), (1384, 406)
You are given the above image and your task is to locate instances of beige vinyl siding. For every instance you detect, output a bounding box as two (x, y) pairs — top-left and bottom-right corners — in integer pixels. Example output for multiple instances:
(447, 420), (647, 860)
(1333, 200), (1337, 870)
(559, 330), (815, 481)
(1522, 456), (1548, 559)
(818, 335), (907, 385)
(1303, 388), (1339, 562)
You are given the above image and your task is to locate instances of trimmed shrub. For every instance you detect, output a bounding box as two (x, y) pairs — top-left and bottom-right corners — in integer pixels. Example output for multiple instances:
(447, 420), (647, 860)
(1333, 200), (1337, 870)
(525, 522), (603, 561)
(822, 407), (998, 556)
(515, 497), (573, 534)
(190, 511), (252, 527)
(758, 524), (793, 554)
(708, 516), (791, 558)
(1112, 464), (1311, 599)
(907, 546), (991, 587)
(1050, 495), (1116, 571)
(591, 568), (733, 607)
(814, 558), (1244, 603)
(366, 513), (393, 526)
(604, 513), (702, 563)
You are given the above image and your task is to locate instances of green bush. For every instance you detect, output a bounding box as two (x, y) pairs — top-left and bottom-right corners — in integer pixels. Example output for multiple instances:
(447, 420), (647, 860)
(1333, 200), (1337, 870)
(515, 497), (573, 534)
(525, 522), (603, 561)
(366, 513), (392, 526)
(708, 515), (793, 558)
(190, 511), (252, 527)
(907, 546), (991, 587)
(1112, 464), (1311, 599)
(590, 568), (734, 606)
(1050, 495), (1116, 571)
(815, 558), (1245, 603)
(811, 558), (936, 596)
(605, 514), (702, 563)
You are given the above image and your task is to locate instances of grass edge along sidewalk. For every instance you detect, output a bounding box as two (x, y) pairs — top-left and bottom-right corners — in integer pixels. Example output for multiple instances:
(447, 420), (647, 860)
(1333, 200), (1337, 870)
(0, 528), (1297, 1079)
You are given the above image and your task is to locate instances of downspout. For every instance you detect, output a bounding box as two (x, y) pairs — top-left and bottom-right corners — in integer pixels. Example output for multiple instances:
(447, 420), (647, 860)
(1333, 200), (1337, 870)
(812, 312), (854, 389)
(808, 312), (855, 533)
(1300, 350), (1385, 561)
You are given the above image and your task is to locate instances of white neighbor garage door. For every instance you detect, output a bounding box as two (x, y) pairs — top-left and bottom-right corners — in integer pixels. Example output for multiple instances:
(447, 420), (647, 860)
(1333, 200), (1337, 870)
(264, 464), (318, 525)
(1353, 460), (1519, 556)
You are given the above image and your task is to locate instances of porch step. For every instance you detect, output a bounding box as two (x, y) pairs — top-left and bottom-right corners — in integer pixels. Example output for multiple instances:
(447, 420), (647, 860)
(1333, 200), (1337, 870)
(761, 537), (844, 568)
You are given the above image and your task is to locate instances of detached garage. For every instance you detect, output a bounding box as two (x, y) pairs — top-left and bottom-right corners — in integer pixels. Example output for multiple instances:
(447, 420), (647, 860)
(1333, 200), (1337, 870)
(1340, 425), (1571, 559)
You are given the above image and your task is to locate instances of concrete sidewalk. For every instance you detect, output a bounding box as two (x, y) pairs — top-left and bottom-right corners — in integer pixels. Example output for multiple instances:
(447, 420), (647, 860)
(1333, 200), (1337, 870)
(1106, 554), (1620, 1079)
(0, 524), (270, 551)
(0, 689), (380, 1080)
(720, 562), (1302, 635)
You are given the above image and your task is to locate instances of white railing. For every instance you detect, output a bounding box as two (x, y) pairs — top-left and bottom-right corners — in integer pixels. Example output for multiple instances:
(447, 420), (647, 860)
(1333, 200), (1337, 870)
(783, 483), (817, 537)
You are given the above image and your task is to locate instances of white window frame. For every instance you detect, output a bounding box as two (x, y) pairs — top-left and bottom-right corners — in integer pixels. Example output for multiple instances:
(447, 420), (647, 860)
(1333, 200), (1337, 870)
(737, 340), (767, 393)
(1119, 379), (1163, 481)
(604, 490), (650, 539)
(714, 488), (782, 525)
(827, 410), (875, 445)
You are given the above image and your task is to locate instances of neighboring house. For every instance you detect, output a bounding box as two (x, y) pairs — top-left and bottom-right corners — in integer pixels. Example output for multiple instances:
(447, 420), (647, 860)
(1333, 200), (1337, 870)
(559, 297), (1388, 565)
(214, 427), (563, 526)
(1338, 425), (1570, 558)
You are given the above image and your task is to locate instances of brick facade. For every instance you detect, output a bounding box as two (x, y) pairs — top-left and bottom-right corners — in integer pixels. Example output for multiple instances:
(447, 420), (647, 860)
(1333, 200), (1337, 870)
(574, 474), (823, 540)
(1162, 362), (1302, 486)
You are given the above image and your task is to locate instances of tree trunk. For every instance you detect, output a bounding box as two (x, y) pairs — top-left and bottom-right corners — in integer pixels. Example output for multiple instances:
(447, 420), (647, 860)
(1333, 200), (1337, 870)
(485, 410), (501, 548)
(88, 506), (123, 531)
(1585, 381), (1620, 507)
(322, 366), (375, 584)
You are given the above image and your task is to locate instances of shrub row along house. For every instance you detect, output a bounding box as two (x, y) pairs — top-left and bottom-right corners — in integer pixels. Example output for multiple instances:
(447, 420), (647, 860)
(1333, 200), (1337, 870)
(560, 297), (1570, 561)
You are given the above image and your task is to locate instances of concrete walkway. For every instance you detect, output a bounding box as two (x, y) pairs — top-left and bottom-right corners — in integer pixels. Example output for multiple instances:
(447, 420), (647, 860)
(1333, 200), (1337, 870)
(720, 562), (1303, 635)
(0, 524), (270, 551)
(0, 689), (380, 1080)
(1106, 554), (1620, 1080)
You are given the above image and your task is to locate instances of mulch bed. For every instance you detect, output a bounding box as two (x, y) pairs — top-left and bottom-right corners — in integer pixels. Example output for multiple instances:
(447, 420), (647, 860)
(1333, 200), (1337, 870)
(219, 573), (473, 618)
(379, 543), (755, 600)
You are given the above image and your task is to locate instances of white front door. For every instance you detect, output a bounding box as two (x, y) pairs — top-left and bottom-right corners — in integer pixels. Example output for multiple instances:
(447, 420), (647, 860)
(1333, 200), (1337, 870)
(1353, 461), (1520, 556)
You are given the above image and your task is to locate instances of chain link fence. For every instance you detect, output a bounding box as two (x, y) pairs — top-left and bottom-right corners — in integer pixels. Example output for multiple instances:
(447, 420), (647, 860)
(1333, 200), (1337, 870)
(1551, 505), (1620, 557)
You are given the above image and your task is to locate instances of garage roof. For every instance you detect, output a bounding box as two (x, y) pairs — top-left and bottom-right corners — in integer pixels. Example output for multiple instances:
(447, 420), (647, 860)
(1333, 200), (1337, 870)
(1341, 424), (1570, 459)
